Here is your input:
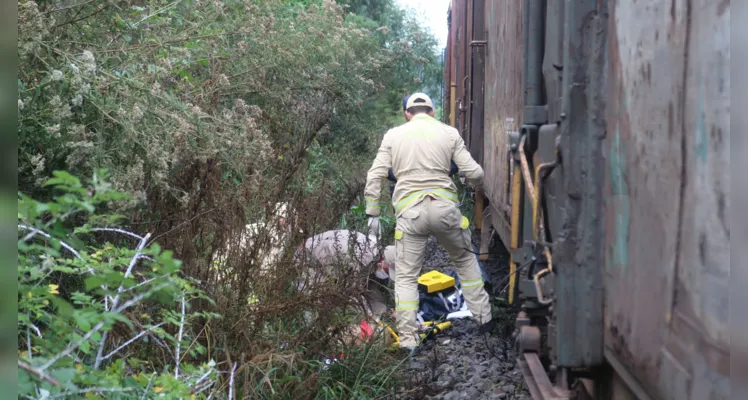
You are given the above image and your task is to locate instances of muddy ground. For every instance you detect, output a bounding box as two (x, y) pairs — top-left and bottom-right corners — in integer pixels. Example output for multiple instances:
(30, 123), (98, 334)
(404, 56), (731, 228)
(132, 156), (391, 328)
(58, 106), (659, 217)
(395, 232), (531, 400)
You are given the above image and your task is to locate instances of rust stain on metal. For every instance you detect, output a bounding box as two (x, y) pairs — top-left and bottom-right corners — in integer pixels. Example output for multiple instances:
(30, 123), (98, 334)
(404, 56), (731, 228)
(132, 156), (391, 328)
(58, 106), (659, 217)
(606, 0), (690, 390)
(604, 0), (729, 398)
(671, 0), (730, 387)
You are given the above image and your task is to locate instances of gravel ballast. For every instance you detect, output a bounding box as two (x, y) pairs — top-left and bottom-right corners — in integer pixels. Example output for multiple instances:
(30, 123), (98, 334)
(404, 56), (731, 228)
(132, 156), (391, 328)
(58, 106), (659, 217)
(394, 233), (531, 400)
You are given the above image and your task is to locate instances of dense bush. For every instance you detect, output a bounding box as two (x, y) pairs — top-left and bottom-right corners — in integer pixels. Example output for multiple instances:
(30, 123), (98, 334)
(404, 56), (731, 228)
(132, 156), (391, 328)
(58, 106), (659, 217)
(18, 171), (220, 398)
(18, 0), (443, 397)
(18, 171), (406, 398)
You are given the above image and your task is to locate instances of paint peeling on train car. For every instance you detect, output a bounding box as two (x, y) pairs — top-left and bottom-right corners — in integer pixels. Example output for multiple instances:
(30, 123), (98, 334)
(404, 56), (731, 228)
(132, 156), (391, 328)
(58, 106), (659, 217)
(604, 0), (729, 398)
(668, 0), (730, 397)
(604, 0), (690, 393)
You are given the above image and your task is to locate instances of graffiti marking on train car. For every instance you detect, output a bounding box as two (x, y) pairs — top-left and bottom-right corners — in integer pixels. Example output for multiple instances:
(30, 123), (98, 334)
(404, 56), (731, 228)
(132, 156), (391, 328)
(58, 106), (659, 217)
(610, 126), (630, 273)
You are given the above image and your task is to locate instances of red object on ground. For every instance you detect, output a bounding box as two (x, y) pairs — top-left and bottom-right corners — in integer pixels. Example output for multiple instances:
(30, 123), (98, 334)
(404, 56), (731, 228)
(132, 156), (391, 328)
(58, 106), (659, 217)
(359, 319), (374, 339)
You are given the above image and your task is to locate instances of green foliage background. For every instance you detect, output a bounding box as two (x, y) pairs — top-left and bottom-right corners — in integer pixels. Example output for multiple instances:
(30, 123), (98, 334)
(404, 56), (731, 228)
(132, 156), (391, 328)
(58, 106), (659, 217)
(17, 0), (445, 397)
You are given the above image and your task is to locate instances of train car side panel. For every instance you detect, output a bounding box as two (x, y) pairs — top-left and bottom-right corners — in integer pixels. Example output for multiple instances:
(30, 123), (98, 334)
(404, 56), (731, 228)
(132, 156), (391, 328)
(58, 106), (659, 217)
(605, 0), (729, 398)
(668, 0), (729, 397)
(468, 0), (486, 166)
(483, 0), (524, 244)
(604, 0), (688, 388)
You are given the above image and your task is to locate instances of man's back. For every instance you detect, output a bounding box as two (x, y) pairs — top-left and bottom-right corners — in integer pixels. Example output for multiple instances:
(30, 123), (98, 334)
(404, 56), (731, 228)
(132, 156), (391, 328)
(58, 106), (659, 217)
(389, 115), (455, 191)
(366, 113), (483, 216)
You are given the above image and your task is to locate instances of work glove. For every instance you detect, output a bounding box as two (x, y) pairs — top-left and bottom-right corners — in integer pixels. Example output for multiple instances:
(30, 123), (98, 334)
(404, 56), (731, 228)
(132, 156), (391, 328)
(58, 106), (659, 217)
(458, 173), (482, 192)
(387, 168), (397, 182)
(449, 160), (459, 177)
(367, 216), (382, 239)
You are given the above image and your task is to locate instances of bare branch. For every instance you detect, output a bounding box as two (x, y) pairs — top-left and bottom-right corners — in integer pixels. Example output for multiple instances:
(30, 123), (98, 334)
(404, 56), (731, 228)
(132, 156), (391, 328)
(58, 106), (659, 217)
(41, 282), (168, 371)
(26, 328), (32, 361)
(18, 360), (60, 386)
(122, 233), (152, 282)
(193, 381), (215, 395)
(190, 367), (216, 395)
(228, 362), (238, 400)
(19, 224), (121, 313)
(125, 274), (168, 293)
(29, 323), (43, 338)
(40, 320), (105, 371)
(140, 373), (156, 400)
(101, 322), (166, 361)
(18, 224), (82, 259)
(174, 293), (186, 378)
(113, 283), (169, 313)
(94, 232), (151, 369)
(89, 227), (144, 240)
(195, 368), (214, 386)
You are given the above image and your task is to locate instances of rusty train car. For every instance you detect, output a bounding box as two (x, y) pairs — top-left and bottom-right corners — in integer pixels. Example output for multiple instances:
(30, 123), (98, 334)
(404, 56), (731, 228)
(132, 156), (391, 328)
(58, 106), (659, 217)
(443, 1), (730, 399)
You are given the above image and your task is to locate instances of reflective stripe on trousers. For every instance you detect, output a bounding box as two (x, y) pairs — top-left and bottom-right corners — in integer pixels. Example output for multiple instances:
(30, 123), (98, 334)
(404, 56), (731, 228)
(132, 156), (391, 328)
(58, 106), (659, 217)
(393, 196), (492, 348)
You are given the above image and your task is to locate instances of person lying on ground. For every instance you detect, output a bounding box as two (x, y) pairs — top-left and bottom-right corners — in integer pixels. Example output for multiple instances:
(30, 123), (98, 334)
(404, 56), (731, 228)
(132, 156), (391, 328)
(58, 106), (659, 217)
(293, 230), (402, 347)
(294, 230), (395, 317)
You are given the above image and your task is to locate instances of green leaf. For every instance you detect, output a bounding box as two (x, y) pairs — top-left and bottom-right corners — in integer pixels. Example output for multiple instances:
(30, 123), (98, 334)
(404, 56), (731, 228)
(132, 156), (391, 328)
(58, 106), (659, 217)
(75, 313), (92, 332)
(79, 337), (90, 354)
(108, 312), (135, 330)
(44, 170), (82, 188)
(34, 203), (50, 214)
(124, 376), (139, 388)
(51, 297), (74, 318)
(50, 368), (76, 383)
(17, 370), (35, 396)
(84, 276), (106, 290)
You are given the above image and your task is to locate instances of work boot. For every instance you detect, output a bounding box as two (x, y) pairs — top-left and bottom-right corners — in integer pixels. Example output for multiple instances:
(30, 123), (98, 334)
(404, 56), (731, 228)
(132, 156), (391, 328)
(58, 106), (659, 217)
(396, 345), (421, 359)
(478, 319), (497, 335)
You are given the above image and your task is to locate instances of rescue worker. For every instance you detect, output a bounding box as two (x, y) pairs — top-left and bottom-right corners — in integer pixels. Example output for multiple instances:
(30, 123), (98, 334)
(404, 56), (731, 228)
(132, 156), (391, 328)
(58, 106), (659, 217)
(387, 95), (459, 197)
(364, 92), (493, 353)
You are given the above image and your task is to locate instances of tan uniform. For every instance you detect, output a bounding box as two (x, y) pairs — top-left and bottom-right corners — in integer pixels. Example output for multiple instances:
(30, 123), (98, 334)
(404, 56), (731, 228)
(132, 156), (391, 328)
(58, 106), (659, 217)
(364, 113), (492, 347)
(294, 230), (389, 315)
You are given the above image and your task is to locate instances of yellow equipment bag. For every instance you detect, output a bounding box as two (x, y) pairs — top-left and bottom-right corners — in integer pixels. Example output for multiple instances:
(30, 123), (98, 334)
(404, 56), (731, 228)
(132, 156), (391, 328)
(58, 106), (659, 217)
(418, 270), (456, 293)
